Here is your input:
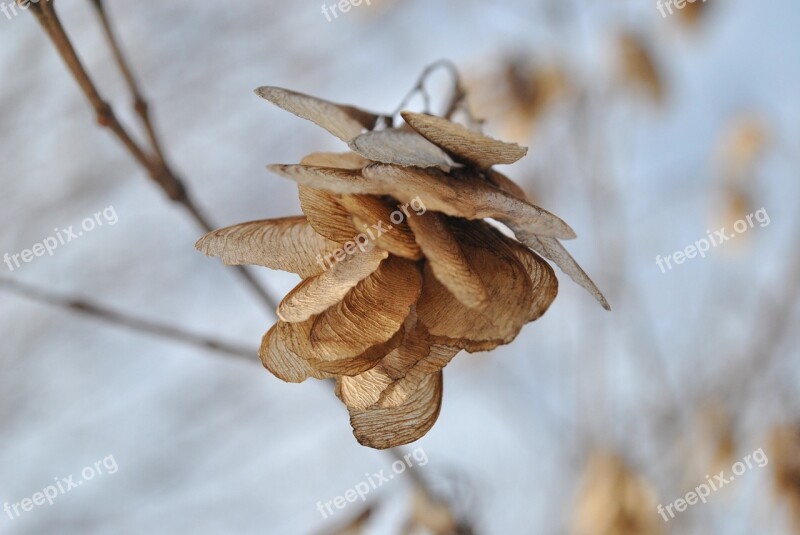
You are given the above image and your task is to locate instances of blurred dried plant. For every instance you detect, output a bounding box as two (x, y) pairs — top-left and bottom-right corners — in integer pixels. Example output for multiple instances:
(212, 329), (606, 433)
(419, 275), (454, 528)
(617, 32), (665, 104)
(466, 56), (572, 143)
(572, 452), (663, 535)
(197, 64), (609, 449)
(714, 114), (770, 241)
(401, 488), (459, 535)
(772, 425), (800, 530)
(686, 402), (736, 478)
(323, 507), (373, 535)
(677, 0), (711, 28)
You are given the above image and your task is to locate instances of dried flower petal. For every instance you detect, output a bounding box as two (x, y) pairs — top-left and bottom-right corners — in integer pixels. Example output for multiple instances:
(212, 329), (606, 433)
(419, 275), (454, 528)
(518, 232), (611, 311)
(297, 186), (355, 244)
(415, 220), (549, 351)
(195, 217), (337, 278)
(407, 212), (489, 309)
(377, 342), (459, 408)
(260, 323), (333, 383)
(340, 313), (459, 411)
(300, 151), (371, 170)
(338, 367), (394, 410)
(402, 111), (528, 168)
(310, 256), (422, 360)
(277, 248), (389, 322)
(255, 86), (380, 142)
(485, 169), (529, 202)
(267, 318), (404, 378)
(348, 371), (443, 449)
(349, 129), (454, 172)
(268, 163), (576, 239)
(340, 195), (422, 260)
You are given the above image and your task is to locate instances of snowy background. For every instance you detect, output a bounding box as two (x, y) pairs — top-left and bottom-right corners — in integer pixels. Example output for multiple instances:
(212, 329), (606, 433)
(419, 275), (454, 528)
(1, 0), (799, 534)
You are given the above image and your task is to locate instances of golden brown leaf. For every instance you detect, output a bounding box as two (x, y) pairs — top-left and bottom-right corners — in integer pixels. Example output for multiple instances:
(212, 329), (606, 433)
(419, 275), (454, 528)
(267, 164), (576, 239)
(270, 164), (382, 195)
(277, 248), (389, 322)
(339, 313), (459, 410)
(498, 231), (560, 322)
(338, 367), (394, 410)
(348, 371), (443, 449)
(340, 195), (422, 260)
(402, 111), (528, 168)
(406, 212), (489, 309)
(265, 318), (402, 378)
(297, 186), (356, 244)
(259, 323), (333, 383)
(369, 164), (576, 240)
(349, 129), (453, 172)
(485, 169), (529, 202)
(300, 151), (371, 170)
(517, 232), (611, 311)
(377, 342), (459, 408)
(195, 217), (337, 279)
(310, 256), (422, 361)
(255, 86), (380, 142)
(415, 220), (546, 351)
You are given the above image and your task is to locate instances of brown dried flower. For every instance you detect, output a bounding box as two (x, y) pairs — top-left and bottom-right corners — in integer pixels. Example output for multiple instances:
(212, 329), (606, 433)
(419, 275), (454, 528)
(572, 452), (662, 535)
(677, 0), (710, 27)
(771, 425), (800, 528)
(467, 56), (572, 142)
(197, 74), (608, 449)
(617, 32), (665, 104)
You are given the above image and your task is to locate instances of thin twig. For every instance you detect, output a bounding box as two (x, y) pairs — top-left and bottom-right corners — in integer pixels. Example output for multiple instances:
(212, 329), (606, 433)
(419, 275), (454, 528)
(0, 277), (255, 361)
(723, 250), (800, 404)
(89, 0), (168, 167)
(30, 1), (181, 199)
(26, 0), (277, 313)
(390, 60), (469, 121)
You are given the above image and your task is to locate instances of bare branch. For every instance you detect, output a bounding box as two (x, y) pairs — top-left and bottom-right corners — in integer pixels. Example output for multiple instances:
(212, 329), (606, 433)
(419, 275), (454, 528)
(0, 276), (255, 361)
(25, 0), (278, 313)
(89, 0), (169, 165)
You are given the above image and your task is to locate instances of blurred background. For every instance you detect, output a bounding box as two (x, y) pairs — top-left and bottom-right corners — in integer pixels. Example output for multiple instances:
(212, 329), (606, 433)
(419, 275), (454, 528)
(1, 0), (799, 533)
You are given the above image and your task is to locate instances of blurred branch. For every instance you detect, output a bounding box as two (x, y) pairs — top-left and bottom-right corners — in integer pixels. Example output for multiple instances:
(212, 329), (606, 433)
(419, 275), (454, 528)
(89, 0), (168, 165)
(724, 250), (800, 403)
(0, 276), (255, 361)
(25, 0), (277, 313)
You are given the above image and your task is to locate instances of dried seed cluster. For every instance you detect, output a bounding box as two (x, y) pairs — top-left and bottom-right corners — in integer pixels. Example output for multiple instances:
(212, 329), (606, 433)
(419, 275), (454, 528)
(197, 82), (608, 449)
(772, 425), (800, 528)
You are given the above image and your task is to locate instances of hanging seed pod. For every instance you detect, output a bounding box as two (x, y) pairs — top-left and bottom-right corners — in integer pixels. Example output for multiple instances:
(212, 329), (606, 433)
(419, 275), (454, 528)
(197, 73), (608, 449)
